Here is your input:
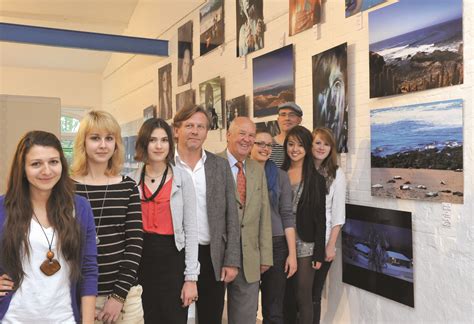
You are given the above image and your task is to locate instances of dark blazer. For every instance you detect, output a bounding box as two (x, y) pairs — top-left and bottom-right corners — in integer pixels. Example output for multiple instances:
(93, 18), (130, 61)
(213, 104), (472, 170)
(218, 151), (273, 283)
(204, 151), (241, 280)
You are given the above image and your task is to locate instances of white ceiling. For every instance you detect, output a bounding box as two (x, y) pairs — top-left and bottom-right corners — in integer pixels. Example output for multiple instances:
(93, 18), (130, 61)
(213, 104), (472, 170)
(0, 0), (141, 73)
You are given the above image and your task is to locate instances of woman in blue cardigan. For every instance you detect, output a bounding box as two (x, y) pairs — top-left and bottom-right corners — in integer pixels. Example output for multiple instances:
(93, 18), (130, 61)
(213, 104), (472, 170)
(0, 131), (98, 323)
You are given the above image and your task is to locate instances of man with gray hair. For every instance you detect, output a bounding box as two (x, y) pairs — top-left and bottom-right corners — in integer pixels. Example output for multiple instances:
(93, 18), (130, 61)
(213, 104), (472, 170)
(173, 105), (240, 324)
(218, 116), (272, 324)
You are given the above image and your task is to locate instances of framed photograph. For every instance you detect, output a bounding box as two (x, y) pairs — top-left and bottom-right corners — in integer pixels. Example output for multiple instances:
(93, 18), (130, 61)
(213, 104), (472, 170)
(158, 64), (172, 120)
(176, 89), (195, 112)
(178, 21), (193, 86)
(143, 105), (157, 121)
(369, 0), (463, 98)
(342, 204), (414, 307)
(253, 45), (294, 117)
(312, 43), (348, 153)
(200, 0), (225, 56)
(236, 0), (264, 57)
(199, 76), (223, 130)
(225, 95), (247, 129)
(345, 0), (386, 18)
(289, 0), (321, 36)
(371, 99), (463, 204)
(255, 121), (280, 137)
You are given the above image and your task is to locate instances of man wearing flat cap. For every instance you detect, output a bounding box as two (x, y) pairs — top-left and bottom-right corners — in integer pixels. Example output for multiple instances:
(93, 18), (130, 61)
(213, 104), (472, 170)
(270, 102), (303, 167)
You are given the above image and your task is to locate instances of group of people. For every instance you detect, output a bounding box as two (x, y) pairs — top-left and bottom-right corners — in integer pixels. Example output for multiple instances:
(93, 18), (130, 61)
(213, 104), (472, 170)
(0, 101), (345, 324)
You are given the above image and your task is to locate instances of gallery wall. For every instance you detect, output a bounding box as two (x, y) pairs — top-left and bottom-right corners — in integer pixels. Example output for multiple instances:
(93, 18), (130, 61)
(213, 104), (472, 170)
(102, 0), (473, 322)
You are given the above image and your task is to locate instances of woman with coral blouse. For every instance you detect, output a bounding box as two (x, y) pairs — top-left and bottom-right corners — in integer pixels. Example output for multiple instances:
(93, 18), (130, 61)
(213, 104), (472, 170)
(0, 131), (97, 323)
(129, 118), (199, 324)
(311, 127), (346, 324)
(282, 126), (326, 324)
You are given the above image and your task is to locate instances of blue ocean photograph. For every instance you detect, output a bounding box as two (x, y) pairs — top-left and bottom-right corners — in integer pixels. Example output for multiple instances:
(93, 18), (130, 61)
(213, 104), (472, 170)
(369, 0), (463, 98)
(253, 45), (294, 117)
(370, 99), (463, 204)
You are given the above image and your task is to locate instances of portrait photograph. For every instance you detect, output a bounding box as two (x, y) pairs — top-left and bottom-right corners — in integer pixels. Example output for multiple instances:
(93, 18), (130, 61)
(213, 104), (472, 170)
(369, 0), (463, 98)
(200, 0), (225, 56)
(176, 89), (195, 112)
(342, 204), (414, 307)
(312, 43), (348, 153)
(199, 76), (223, 130)
(345, 0), (386, 18)
(178, 20), (193, 86)
(371, 99), (463, 204)
(236, 0), (264, 57)
(158, 63), (172, 120)
(225, 95), (247, 129)
(289, 0), (321, 36)
(253, 45), (295, 117)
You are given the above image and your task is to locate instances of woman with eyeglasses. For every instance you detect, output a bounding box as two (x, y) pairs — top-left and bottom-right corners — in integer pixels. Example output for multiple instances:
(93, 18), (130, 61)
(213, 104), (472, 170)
(0, 131), (98, 323)
(311, 127), (346, 324)
(281, 126), (326, 324)
(250, 129), (297, 323)
(128, 118), (199, 324)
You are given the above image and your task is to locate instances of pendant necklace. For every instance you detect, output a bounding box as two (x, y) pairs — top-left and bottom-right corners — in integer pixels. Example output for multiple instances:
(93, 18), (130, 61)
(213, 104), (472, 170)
(33, 212), (61, 276)
(141, 165), (169, 202)
(83, 177), (110, 245)
(145, 169), (165, 183)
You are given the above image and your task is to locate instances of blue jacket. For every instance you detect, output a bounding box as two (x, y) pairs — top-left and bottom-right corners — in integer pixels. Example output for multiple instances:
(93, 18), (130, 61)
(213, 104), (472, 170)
(0, 195), (98, 323)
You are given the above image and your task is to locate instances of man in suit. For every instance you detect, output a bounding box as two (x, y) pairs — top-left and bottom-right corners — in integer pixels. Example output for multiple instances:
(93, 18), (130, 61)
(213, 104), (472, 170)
(218, 116), (273, 324)
(173, 105), (240, 324)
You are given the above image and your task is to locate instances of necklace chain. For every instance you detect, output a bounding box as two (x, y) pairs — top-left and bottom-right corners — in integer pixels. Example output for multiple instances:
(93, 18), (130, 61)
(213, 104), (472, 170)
(83, 177), (110, 244)
(32, 211), (55, 252)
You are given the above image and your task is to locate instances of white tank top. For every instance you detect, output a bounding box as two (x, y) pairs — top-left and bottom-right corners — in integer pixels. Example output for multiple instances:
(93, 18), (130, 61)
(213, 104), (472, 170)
(3, 220), (75, 323)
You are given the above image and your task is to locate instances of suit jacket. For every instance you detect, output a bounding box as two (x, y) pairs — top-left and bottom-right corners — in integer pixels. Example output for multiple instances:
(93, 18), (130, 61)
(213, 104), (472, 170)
(204, 151), (241, 280)
(218, 151), (273, 283)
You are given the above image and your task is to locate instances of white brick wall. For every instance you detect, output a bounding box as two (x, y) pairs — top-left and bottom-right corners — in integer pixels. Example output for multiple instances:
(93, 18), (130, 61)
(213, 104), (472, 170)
(103, 0), (473, 322)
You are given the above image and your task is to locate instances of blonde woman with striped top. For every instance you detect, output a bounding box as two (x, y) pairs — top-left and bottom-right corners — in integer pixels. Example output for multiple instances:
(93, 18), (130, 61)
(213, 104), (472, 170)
(71, 110), (144, 324)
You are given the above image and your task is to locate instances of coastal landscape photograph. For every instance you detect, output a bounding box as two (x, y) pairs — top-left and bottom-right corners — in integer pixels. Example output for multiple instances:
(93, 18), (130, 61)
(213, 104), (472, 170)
(370, 99), (463, 204)
(369, 0), (463, 98)
(253, 45), (294, 117)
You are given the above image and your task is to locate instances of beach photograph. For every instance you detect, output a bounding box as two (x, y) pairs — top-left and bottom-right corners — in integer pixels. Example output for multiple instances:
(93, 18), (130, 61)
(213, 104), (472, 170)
(289, 0), (321, 36)
(342, 204), (414, 307)
(371, 99), (463, 204)
(253, 45), (294, 117)
(369, 0), (463, 98)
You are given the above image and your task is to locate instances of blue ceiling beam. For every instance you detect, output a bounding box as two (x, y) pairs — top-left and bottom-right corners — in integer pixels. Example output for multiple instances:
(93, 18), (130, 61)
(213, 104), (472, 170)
(0, 22), (168, 57)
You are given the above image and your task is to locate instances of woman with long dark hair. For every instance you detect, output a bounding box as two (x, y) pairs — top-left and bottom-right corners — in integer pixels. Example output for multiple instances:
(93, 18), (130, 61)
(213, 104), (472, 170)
(250, 129), (297, 323)
(311, 127), (346, 324)
(282, 126), (326, 324)
(71, 110), (144, 324)
(0, 131), (98, 323)
(128, 118), (199, 323)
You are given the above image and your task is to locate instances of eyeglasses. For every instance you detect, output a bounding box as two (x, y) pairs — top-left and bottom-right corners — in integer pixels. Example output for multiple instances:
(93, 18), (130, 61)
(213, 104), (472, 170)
(254, 141), (273, 149)
(278, 112), (299, 118)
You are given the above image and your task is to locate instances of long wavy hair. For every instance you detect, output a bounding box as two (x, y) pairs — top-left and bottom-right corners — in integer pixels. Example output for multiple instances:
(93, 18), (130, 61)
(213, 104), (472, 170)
(281, 125), (325, 202)
(312, 127), (338, 179)
(2, 131), (82, 287)
(70, 110), (125, 177)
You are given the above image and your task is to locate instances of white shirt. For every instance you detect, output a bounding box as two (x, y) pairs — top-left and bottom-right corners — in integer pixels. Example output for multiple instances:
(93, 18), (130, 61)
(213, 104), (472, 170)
(325, 168), (346, 245)
(3, 220), (74, 324)
(175, 150), (210, 245)
(226, 149), (246, 183)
